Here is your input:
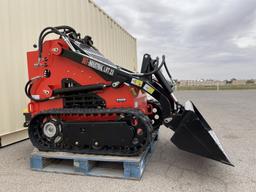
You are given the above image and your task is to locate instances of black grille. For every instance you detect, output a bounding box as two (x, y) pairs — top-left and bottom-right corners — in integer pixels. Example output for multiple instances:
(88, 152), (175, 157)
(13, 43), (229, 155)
(62, 78), (105, 108)
(64, 93), (105, 108)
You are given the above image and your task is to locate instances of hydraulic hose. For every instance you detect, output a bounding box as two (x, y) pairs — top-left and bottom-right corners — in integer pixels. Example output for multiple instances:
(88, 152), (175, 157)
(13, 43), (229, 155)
(38, 26), (78, 60)
(25, 77), (57, 102)
(132, 55), (166, 77)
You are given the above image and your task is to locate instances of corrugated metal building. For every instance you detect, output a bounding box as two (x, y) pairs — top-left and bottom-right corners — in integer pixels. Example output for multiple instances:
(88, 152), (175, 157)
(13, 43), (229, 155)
(0, 0), (137, 146)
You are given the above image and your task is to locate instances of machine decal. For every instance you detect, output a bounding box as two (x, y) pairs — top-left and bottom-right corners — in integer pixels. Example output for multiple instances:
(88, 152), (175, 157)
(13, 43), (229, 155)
(116, 98), (126, 102)
(88, 60), (114, 76)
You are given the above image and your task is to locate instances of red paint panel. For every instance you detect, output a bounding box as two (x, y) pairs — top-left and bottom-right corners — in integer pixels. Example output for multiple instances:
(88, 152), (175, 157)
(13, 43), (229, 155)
(27, 39), (148, 118)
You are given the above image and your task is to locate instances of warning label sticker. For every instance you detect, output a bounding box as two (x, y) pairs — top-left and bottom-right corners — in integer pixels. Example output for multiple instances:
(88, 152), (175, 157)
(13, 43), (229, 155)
(131, 78), (143, 87)
(143, 84), (155, 94)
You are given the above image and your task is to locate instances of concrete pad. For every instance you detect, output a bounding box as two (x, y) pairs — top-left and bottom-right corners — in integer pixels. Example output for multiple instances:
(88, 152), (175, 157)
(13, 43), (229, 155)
(0, 90), (256, 192)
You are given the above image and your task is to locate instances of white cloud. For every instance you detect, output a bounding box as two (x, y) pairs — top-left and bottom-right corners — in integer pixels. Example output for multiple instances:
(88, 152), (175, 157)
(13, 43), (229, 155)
(95, 0), (256, 80)
(233, 36), (256, 48)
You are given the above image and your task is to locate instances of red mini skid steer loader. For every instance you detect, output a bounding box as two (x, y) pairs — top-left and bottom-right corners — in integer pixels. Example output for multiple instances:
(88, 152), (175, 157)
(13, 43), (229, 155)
(24, 26), (233, 166)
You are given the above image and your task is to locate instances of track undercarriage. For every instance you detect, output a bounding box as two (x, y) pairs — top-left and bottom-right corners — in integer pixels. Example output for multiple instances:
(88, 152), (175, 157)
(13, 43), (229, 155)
(29, 108), (159, 156)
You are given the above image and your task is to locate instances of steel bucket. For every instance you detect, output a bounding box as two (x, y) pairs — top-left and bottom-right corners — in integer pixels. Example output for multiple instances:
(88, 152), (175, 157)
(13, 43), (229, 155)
(170, 101), (233, 166)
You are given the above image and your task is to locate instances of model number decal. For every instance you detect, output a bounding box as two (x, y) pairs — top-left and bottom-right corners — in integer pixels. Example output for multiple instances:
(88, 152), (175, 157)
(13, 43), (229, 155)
(116, 98), (126, 102)
(88, 60), (114, 76)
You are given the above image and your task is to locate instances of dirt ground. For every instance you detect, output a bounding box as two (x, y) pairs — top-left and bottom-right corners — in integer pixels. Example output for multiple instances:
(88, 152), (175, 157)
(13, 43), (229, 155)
(0, 90), (256, 192)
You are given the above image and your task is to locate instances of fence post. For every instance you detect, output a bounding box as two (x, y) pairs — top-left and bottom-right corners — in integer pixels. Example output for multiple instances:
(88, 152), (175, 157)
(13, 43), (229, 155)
(217, 82), (219, 91)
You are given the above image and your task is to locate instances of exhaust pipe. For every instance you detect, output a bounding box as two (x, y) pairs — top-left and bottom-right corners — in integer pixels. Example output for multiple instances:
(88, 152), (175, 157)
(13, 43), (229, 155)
(170, 101), (233, 166)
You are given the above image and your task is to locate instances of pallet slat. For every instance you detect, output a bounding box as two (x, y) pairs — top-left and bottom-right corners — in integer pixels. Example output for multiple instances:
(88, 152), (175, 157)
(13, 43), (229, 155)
(30, 139), (157, 180)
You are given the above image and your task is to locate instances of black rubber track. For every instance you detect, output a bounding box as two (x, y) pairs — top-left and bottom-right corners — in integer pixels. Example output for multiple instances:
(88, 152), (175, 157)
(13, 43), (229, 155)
(28, 108), (155, 156)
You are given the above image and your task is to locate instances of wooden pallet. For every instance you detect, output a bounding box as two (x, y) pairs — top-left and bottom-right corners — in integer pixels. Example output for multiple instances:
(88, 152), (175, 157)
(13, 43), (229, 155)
(30, 139), (157, 180)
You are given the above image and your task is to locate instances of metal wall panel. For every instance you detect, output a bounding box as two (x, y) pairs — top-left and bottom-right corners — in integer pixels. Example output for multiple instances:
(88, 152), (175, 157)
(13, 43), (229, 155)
(0, 0), (137, 145)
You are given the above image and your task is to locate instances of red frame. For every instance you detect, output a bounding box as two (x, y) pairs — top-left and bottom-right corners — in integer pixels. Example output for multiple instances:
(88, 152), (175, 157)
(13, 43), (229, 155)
(27, 39), (151, 121)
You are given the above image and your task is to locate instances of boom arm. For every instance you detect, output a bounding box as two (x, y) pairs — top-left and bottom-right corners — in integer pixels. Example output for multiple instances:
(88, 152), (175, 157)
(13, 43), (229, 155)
(60, 48), (176, 122)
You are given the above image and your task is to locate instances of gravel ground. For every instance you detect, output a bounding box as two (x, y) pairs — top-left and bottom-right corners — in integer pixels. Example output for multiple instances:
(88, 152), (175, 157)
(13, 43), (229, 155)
(0, 90), (256, 192)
